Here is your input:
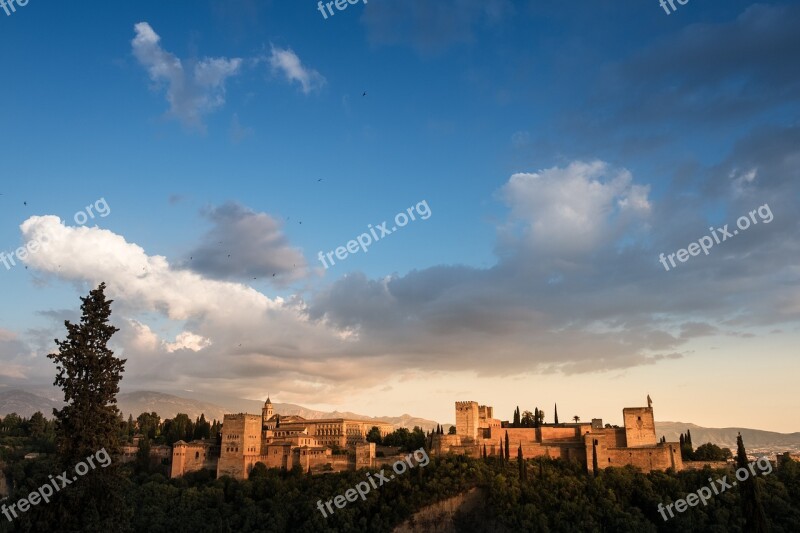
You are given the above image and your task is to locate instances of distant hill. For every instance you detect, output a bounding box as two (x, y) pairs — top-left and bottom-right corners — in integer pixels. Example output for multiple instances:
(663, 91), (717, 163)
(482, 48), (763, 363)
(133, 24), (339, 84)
(656, 422), (800, 453)
(0, 389), (62, 418)
(0, 389), (445, 432)
(15, 388), (796, 448)
(117, 391), (229, 421)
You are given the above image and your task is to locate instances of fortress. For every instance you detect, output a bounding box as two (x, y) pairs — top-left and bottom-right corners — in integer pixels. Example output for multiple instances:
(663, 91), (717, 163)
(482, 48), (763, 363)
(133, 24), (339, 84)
(171, 396), (682, 480)
(171, 397), (394, 480)
(432, 398), (683, 473)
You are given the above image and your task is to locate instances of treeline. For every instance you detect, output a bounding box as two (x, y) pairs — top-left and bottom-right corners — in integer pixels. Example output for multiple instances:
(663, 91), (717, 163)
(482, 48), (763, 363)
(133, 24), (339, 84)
(677, 430), (734, 461)
(4, 448), (799, 532)
(1, 410), (221, 450)
(365, 426), (427, 452)
(122, 412), (221, 446)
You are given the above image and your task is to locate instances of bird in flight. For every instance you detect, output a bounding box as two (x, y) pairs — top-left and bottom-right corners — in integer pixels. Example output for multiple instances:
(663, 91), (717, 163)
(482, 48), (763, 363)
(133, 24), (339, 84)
(317, 178), (323, 182)
(23, 201), (27, 206)
(362, 91), (367, 97)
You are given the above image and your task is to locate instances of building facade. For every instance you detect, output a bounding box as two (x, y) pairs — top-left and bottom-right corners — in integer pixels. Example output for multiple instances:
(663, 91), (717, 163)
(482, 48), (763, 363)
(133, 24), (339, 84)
(171, 397), (394, 480)
(435, 399), (683, 474)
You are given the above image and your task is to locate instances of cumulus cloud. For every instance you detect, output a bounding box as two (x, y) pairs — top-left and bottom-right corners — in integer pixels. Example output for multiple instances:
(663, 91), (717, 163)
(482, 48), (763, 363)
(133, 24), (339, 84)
(6, 138), (798, 399)
(132, 22), (242, 129)
(500, 161), (651, 255)
(268, 45), (325, 94)
(165, 331), (213, 353)
(183, 202), (308, 283)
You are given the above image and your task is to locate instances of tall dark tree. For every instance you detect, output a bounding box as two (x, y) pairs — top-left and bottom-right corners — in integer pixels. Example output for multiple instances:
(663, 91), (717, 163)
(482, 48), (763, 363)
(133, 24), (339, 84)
(47, 282), (131, 531)
(517, 443), (526, 481)
(505, 431), (510, 462)
(687, 429), (693, 448)
(534, 407), (540, 428)
(136, 412), (160, 440)
(125, 414), (135, 437)
(483, 443), (487, 459)
(49, 283), (126, 462)
(499, 439), (504, 462)
(366, 426), (382, 444)
(521, 410), (534, 428)
(554, 403), (559, 424)
(736, 433), (769, 533)
(135, 435), (151, 473)
(27, 411), (47, 439)
(193, 413), (211, 440)
(513, 407), (521, 428)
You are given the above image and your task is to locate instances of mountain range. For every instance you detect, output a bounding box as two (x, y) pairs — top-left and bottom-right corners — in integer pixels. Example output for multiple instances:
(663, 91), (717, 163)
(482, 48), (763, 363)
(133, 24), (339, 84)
(2, 389), (798, 453)
(0, 389), (444, 432)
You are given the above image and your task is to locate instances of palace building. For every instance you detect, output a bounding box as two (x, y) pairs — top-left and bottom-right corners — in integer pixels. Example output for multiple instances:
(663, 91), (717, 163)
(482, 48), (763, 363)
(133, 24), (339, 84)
(432, 397), (683, 473)
(170, 397), (394, 480)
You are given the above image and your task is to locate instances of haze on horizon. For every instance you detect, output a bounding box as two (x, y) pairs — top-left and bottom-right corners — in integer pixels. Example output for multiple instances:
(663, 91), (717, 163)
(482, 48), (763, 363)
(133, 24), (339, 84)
(1, 1), (798, 434)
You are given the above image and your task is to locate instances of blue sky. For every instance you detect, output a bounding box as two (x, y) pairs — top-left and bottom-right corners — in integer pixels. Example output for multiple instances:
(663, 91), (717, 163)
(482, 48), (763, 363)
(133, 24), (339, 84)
(1, 0), (799, 432)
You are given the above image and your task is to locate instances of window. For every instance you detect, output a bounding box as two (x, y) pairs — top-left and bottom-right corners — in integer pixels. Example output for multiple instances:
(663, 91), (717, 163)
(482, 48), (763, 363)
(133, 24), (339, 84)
(195, 452), (200, 459)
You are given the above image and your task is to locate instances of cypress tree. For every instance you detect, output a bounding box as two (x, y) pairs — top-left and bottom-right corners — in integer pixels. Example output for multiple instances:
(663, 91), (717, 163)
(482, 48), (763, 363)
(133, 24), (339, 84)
(483, 443), (487, 459)
(687, 429), (693, 448)
(47, 282), (131, 531)
(534, 407), (540, 428)
(513, 407), (520, 428)
(505, 431), (510, 462)
(499, 439), (504, 462)
(736, 433), (769, 532)
(518, 443), (525, 480)
(554, 403), (559, 425)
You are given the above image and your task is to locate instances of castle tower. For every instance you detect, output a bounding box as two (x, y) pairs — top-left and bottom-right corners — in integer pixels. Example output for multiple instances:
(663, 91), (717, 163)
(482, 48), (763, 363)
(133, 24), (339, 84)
(622, 406), (657, 447)
(262, 397), (274, 428)
(455, 401), (479, 440)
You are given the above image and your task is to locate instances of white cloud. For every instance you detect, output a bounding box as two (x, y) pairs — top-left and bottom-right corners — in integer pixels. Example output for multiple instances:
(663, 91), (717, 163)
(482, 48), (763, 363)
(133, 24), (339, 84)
(501, 161), (651, 255)
(730, 167), (758, 196)
(268, 45), (326, 94)
(165, 332), (212, 353)
(132, 22), (242, 129)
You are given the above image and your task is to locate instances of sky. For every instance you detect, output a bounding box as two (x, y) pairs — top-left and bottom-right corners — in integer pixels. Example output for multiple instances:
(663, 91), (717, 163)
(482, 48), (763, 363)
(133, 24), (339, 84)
(0, 0), (798, 433)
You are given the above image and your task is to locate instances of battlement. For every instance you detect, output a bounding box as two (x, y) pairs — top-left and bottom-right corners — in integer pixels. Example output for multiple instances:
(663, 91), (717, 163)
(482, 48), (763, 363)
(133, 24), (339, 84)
(223, 413), (261, 421)
(455, 401), (478, 409)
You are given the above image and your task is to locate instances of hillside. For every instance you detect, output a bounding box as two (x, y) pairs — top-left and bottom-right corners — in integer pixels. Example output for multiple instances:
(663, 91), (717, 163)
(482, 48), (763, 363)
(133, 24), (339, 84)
(656, 421), (800, 453)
